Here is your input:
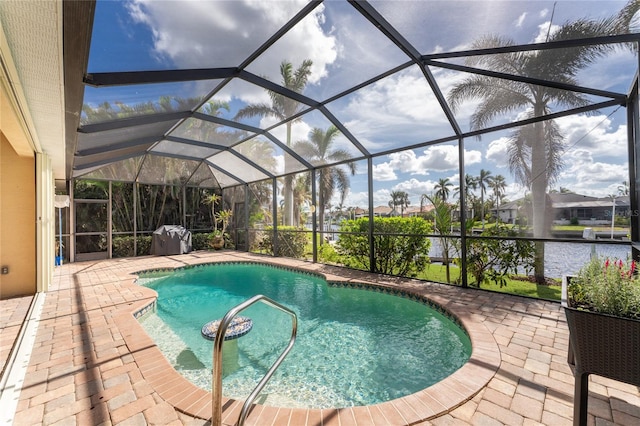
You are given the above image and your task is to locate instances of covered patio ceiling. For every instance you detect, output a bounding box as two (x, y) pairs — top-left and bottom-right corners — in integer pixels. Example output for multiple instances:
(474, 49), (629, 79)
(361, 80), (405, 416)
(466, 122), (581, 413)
(64, 0), (640, 190)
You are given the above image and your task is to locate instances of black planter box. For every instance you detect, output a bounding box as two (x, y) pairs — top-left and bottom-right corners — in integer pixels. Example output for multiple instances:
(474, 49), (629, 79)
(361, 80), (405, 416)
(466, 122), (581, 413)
(562, 276), (640, 426)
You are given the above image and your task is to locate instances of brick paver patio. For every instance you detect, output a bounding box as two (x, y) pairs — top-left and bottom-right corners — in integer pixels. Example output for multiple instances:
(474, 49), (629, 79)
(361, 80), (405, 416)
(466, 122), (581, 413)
(2, 251), (639, 425)
(0, 294), (33, 376)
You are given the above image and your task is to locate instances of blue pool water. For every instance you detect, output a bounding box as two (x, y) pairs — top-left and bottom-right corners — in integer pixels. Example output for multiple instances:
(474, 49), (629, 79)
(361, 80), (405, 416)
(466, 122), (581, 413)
(138, 263), (471, 408)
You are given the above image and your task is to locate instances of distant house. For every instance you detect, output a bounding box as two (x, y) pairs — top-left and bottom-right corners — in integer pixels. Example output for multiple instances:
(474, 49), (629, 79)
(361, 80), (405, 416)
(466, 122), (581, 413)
(402, 205), (428, 217)
(353, 207), (367, 218)
(494, 200), (520, 224)
(551, 193), (629, 224)
(372, 205), (397, 217)
(492, 193), (630, 225)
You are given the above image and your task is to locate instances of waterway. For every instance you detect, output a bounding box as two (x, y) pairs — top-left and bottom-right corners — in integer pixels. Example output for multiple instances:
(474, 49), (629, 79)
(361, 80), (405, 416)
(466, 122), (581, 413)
(428, 239), (631, 279)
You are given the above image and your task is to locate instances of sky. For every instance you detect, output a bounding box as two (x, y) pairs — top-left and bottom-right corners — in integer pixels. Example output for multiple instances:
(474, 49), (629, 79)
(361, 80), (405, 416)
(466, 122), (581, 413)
(85, 0), (638, 210)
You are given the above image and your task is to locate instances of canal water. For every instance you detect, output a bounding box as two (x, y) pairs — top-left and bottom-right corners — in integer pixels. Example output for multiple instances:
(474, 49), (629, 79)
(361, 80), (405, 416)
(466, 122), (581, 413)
(427, 239), (631, 279)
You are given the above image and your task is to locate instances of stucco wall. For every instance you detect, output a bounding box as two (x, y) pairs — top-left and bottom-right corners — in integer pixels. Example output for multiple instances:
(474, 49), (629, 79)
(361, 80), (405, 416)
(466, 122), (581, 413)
(0, 134), (36, 298)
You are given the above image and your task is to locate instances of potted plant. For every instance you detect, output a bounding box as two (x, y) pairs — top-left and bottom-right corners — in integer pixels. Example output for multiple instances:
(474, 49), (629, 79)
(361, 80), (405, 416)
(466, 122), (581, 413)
(208, 209), (232, 250)
(562, 256), (640, 426)
(208, 230), (225, 250)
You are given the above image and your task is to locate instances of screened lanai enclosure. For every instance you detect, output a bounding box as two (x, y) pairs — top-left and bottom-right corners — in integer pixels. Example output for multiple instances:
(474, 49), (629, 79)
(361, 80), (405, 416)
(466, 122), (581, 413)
(61, 0), (640, 289)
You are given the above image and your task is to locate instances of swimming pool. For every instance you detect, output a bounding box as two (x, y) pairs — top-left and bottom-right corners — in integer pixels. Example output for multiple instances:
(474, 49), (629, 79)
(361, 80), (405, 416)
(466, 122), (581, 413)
(138, 262), (471, 409)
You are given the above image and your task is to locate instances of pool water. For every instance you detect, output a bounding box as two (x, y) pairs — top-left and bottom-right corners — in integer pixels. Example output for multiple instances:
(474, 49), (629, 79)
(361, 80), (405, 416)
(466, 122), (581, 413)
(138, 263), (471, 408)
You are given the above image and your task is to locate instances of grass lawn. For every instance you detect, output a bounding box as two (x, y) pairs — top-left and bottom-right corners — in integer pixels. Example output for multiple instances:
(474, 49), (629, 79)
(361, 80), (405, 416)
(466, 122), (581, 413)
(552, 224), (628, 232)
(419, 263), (561, 301)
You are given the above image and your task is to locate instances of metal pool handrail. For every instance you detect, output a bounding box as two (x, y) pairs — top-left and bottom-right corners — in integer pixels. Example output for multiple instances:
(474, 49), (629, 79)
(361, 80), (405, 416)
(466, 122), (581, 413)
(211, 294), (298, 426)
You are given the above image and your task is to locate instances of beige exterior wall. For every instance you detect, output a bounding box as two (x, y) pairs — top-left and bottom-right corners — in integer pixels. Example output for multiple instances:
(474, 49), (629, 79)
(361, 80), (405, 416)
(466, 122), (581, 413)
(0, 132), (36, 298)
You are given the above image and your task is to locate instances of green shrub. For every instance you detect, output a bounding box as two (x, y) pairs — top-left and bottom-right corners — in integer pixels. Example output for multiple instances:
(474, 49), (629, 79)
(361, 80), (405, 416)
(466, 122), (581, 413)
(191, 232), (211, 250)
(570, 217), (579, 225)
(112, 235), (152, 258)
(262, 226), (308, 258)
(614, 215), (630, 226)
(336, 217), (432, 277)
(317, 242), (340, 264)
(461, 224), (535, 287)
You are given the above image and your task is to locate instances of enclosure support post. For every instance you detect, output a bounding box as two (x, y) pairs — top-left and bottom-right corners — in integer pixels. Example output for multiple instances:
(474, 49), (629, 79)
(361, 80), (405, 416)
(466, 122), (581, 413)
(108, 181), (112, 259)
(311, 169), (317, 262)
(458, 137), (468, 288)
(133, 181), (137, 257)
(272, 178), (278, 256)
(628, 74), (640, 262)
(367, 157), (375, 272)
(244, 184), (250, 252)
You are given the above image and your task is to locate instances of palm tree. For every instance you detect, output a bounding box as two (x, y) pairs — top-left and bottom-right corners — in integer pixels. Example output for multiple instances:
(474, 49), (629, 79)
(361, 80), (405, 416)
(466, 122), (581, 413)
(489, 174), (507, 221)
(398, 191), (410, 216)
(434, 178), (453, 202)
(455, 173), (478, 220)
(292, 174), (311, 227)
(234, 59), (313, 227)
(425, 194), (455, 283)
(389, 190), (410, 216)
(448, 16), (618, 283)
(475, 169), (493, 229)
(419, 193), (429, 213)
(618, 181), (630, 196)
(294, 126), (356, 243)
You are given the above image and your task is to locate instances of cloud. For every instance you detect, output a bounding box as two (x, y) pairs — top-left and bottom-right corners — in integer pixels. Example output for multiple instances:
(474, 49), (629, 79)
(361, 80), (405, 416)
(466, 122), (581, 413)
(244, 5), (338, 86)
(375, 145), (480, 177)
(485, 137), (511, 166)
(393, 178), (436, 199)
(556, 114), (627, 158)
(557, 147), (629, 197)
(335, 66), (455, 151)
(127, 0), (337, 84)
(570, 161), (629, 196)
(372, 163), (397, 181)
(533, 21), (560, 44)
(515, 12), (527, 28)
(273, 154), (285, 175)
(267, 118), (312, 146)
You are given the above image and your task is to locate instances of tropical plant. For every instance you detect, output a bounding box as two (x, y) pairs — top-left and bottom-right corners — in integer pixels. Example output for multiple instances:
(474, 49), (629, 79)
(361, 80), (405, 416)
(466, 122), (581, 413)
(425, 195), (456, 283)
(447, 15), (617, 283)
(419, 193), (430, 213)
(203, 193), (221, 232)
(234, 59), (313, 227)
(293, 125), (356, 242)
(208, 209), (233, 249)
(215, 209), (233, 234)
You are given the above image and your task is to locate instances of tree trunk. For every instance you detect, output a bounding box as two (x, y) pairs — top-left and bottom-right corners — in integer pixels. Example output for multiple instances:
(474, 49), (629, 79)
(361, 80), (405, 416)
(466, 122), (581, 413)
(531, 117), (549, 284)
(283, 123), (294, 226)
(318, 186), (325, 246)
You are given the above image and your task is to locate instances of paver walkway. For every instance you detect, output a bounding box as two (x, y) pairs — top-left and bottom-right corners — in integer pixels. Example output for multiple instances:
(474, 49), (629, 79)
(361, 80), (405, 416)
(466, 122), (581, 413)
(2, 251), (639, 425)
(0, 295), (32, 376)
